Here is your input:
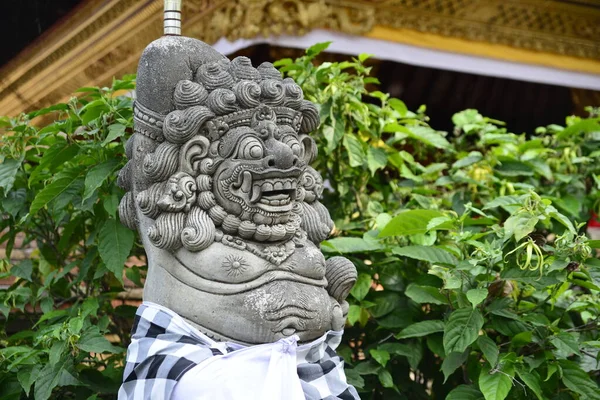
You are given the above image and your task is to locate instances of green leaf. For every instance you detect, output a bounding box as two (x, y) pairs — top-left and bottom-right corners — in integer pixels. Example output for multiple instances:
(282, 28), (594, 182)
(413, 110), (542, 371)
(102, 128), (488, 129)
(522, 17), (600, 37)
(104, 193), (119, 217)
(385, 123), (451, 149)
(11, 260), (33, 281)
(495, 160), (534, 177)
(482, 195), (522, 210)
(17, 365), (40, 396)
(388, 98), (407, 117)
(28, 103), (69, 118)
(396, 320), (445, 339)
(82, 159), (119, 202)
(504, 211), (540, 242)
(29, 168), (83, 216)
(321, 237), (382, 253)
(80, 100), (108, 125)
(550, 332), (581, 357)
(427, 216), (455, 231)
(3, 188), (26, 217)
(515, 368), (543, 400)
(556, 118), (600, 140)
(442, 351), (468, 383)
(77, 327), (122, 354)
(34, 361), (68, 400)
(367, 147), (387, 175)
(443, 307), (484, 354)
(352, 361), (380, 376)
(358, 53), (373, 63)
(101, 123), (126, 146)
(350, 273), (372, 301)
(588, 239), (600, 249)
(446, 385), (484, 400)
(559, 360), (600, 400)
(98, 218), (134, 284)
(392, 245), (457, 265)
(370, 349), (390, 367)
(479, 363), (514, 400)
(378, 342), (423, 369)
(306, 41), (331, 57)
(500, 268), (561, 288)
(477, 335), (499, 367)
(405, 284), (447, 305)
(379, 209), (446, 237)
(344, 369), (364, 389)
(0, 158), (21, 193)
(548, 209), (576, 234)
(466, 288), (488, 308)
(342, 134), (365, 167)
(452, 151), (483, 169)
(347, 305), (361, 325)
(369, 292), (401, 318)
(29, 142), (79, 185)
(377, 368), (394, 388)
(125, 266), (143, 287)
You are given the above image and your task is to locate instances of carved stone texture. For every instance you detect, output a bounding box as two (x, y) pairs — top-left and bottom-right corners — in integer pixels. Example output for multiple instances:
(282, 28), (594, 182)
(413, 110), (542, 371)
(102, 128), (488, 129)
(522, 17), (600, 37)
(118, 35), (357, 345)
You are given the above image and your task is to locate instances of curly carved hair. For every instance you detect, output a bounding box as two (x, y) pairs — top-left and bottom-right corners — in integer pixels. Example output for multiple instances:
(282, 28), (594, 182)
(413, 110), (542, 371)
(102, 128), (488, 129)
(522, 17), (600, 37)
(117, 57), (324, 252)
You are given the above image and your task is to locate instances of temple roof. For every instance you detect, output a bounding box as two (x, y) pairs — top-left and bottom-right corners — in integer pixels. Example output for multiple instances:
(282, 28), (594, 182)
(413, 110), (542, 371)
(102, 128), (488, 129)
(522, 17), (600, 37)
(0, 0), (599, 117)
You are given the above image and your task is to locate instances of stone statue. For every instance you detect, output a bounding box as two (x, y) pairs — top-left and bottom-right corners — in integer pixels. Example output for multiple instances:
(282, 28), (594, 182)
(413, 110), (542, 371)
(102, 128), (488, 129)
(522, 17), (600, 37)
(117, 4), (357, 399)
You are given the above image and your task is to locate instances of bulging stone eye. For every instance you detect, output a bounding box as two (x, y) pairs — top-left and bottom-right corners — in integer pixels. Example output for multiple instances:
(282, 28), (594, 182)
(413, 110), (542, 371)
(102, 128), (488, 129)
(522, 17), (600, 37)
(237, 137), (264, 159)
(282, 135), (301, 156)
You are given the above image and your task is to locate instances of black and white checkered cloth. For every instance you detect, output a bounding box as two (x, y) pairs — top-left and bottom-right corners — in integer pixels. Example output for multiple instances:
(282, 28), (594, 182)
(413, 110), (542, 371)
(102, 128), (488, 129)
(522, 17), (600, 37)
(118, 302), (359, 400)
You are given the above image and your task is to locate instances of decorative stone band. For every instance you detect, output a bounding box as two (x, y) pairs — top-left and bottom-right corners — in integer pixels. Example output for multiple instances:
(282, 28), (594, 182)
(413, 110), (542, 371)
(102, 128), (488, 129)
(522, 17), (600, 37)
(133, 101), (166, 142)
(217, 105), (303, 133)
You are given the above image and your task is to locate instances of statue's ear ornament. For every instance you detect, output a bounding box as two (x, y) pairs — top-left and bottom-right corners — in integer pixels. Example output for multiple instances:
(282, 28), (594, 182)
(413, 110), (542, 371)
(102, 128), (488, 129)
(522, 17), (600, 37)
(180, 136), (210, 175)
(299, 135), (317, 164)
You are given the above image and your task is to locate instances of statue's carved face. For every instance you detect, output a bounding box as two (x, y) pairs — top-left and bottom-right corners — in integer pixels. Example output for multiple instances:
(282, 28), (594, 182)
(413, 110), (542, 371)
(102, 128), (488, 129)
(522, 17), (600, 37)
(120, 57), (326, 251)
(213, 108), (306, 225)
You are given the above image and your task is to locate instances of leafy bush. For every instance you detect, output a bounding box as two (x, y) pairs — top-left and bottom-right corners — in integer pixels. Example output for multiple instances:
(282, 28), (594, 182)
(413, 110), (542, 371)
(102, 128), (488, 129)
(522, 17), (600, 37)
(277, 43), (600, 399)
(0, 77), (138, 399)
(1, 43), (599, 399)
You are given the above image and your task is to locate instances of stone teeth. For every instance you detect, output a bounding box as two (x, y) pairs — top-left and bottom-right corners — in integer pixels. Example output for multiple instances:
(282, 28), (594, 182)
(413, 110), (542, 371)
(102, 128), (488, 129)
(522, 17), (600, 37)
(262, 182), (273, 192)
(284, 180), (291, 190)
(274, 181), (283, 191)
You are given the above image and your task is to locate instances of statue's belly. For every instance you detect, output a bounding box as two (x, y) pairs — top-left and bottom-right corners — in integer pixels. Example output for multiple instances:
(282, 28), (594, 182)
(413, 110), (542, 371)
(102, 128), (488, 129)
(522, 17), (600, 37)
(174, 241), (326, 284)
(144, 264), (335, 344)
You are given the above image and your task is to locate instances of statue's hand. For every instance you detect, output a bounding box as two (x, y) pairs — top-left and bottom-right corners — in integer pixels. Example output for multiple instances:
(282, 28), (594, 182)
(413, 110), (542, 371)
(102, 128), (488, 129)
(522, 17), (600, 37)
(324, 256), (357, 303)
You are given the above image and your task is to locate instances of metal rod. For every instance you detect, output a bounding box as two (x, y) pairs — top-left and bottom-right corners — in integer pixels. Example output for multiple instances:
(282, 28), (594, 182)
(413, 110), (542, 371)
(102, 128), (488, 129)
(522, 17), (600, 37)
(164, 0), (182, 36)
